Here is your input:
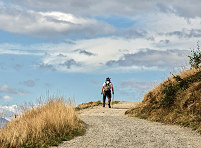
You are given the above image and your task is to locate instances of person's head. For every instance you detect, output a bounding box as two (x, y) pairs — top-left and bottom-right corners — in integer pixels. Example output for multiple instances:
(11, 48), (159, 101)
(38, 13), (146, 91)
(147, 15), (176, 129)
(106, 77), (110, 82)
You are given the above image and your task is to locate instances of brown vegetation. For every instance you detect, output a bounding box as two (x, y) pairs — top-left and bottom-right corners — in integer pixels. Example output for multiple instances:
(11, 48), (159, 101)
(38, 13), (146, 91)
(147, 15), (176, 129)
(0, 97), (85, 148)
(76, 100), (120, 110)
(126, 67), (201, 133)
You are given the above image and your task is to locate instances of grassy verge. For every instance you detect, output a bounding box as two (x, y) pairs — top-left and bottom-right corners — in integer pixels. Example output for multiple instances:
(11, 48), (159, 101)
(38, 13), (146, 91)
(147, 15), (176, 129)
(112, 100), (121, 105)
(76, 100), (120, 110)
(126, 67), (201, 133)
(0, 97), (85, 148)
(76, 100), (102, 110)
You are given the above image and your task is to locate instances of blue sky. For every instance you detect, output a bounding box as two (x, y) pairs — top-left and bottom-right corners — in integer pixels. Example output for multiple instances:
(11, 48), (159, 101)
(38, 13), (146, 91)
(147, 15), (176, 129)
(0, 0), (201, 113)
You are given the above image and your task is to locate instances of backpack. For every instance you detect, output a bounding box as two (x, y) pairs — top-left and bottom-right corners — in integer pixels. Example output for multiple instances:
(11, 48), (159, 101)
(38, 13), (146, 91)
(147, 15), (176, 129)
(104, 81), (111, 91)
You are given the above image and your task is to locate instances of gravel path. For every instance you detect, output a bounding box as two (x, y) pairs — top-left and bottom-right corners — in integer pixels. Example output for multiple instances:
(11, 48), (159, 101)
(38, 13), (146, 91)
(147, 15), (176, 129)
(51, 101), (201, 148)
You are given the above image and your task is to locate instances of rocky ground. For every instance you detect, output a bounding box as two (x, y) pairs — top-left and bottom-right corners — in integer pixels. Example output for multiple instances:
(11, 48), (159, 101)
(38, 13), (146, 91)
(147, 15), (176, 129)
(51, 101), (201, 148)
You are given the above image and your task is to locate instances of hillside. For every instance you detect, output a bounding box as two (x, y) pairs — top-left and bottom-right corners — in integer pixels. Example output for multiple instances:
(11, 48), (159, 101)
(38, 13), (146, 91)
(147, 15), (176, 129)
(126, 67), (201, 133)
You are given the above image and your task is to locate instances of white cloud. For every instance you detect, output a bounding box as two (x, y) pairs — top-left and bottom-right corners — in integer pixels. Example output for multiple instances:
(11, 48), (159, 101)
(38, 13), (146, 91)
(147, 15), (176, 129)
(106, 49), (190, 68)
(0, 105), (19, 120)
(3, 0), (201, 18)
(2, 95), (13, 102)
(0, 8), (115, 38)
(141, 13), (201, 33)
(0, 105), (18, 113)
(0, 84), (30, 95)
(0, 48), (35, 55)
(0, 34), (193, 73)
(2, 0), (157, 16)
(0, 5), (199, 73)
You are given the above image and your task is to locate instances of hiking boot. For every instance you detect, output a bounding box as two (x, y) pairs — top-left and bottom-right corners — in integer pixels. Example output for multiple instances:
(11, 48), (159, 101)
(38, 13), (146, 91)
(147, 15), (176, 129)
(108, 104), (111, 108)
(103, 104), (105, 107)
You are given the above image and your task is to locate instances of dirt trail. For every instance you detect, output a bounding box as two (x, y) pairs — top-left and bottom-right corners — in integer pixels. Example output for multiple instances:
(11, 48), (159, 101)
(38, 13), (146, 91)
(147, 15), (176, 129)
(51, 101), (201, 148)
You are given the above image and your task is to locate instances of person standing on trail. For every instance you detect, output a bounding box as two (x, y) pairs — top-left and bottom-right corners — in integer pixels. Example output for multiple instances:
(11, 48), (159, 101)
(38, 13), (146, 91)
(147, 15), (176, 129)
(101, 77), (114, 108)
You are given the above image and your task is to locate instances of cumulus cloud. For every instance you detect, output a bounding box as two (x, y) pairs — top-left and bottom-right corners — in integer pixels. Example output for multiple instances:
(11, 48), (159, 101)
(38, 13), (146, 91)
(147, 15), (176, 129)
(0, 104), (19, 120)
(57, 54), (67, 57)
(166, 29), (201, 38)
(0, 84), (30, 95)
(121, 29), (148, 39)
(0, 8), (115, 38)
(62, 40), (76, 44)
(61, 59), (81, 69)
(44, 52), (51, 56)
(79, 50), (97, 56)
(106, 49), (190, 68)
(159, 39), (170, 44)
(2, 0), (156, 16)
(4, 0), (201, 18)
(152, 39), (170, 46)
(0, 84), (18, 95)
(37, 63), (56, 71)
(75, 49), (97, 56)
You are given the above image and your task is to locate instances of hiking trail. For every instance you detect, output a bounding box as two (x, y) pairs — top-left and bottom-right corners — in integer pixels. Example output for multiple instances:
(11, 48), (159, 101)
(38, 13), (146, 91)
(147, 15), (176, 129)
(51, 101), (201, 148)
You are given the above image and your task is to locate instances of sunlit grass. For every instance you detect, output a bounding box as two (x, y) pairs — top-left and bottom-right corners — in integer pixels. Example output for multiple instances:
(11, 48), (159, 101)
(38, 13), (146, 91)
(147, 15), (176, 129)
(0, 97), (85, 148)
(126, 67), (201, 133)
(76, 100), (120, 110)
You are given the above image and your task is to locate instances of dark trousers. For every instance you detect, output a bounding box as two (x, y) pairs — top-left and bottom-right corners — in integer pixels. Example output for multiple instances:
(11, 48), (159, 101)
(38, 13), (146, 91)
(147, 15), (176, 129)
(103, 90), (111, 107)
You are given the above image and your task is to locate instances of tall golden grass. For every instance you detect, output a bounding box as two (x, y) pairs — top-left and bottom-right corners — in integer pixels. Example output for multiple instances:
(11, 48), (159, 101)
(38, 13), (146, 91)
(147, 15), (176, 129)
(0, 97), (85, 148)
(126, 67), (201, 133)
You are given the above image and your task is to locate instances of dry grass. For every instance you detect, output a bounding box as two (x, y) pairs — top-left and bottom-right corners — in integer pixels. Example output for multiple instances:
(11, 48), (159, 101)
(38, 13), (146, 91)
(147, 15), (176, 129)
(126, 67), (201, 133)
(75, 100), (120, 110)
(0, 97), (85, 148)
(76, 100), (102, 110)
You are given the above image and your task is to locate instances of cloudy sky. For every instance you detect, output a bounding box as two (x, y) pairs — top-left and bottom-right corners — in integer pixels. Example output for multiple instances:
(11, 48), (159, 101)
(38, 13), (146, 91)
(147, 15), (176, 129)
(0, 0), (200, 110)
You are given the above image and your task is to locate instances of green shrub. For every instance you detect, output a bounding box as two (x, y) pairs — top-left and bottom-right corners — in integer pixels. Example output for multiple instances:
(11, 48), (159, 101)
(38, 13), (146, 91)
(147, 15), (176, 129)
(188, 41), (201, 69)
(160, 79), (177, 107)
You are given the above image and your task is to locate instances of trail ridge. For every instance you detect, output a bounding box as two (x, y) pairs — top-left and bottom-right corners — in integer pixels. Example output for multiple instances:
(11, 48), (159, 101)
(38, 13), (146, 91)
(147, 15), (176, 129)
(52, 101), (201, 148)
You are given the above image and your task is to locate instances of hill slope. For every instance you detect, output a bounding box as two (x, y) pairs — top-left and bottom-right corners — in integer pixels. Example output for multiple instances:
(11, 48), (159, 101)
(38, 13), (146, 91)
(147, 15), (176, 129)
(126, 67), (201, 133)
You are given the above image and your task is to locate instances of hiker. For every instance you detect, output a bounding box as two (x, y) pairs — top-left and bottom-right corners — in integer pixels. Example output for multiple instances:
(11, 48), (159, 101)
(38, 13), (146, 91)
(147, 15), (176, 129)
(101, 77), (114, 108)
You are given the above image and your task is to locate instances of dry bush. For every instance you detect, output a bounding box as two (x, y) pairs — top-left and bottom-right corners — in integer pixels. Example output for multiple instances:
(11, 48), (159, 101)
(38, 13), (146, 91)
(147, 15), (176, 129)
(0, 97), (85, 148)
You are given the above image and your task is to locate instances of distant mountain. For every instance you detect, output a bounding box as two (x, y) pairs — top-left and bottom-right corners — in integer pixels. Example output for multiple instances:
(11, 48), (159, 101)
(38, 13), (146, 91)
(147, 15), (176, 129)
(0, 118), (9, 128)
(0, 118), (8, 124)
(0, 105), (18, 121)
